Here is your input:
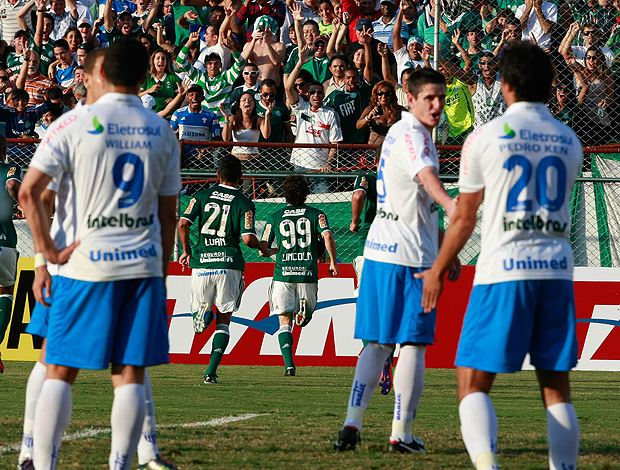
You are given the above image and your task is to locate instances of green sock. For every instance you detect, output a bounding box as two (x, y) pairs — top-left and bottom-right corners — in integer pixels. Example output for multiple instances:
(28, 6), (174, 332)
(0, 295), (13, 344)
(205, 325), (229, 376)
(362, 340), (369, 348)
(278, 326), (295, 368)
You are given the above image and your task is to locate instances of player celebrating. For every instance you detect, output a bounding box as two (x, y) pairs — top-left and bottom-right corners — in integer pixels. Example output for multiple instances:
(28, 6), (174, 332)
(260, 175), (338, 376)
(0, 135), (22, 375)
(19, 39), (181, 470)
(334, 68), (460, 453)
(416, 42), (582, 470)
(177, 155), (268, 384)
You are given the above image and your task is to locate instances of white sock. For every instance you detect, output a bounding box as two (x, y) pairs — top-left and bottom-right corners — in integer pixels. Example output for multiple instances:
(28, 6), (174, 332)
(33, 379), (73, 470)
(547, 402), (579, 470)
(109, 384), (146, 470)
(344, 342), (392, 431)
(390, 345), (425, 443)
(137, 370), (159, 465)
(19, 361), (47, 464)
(459, 392), (499, 470)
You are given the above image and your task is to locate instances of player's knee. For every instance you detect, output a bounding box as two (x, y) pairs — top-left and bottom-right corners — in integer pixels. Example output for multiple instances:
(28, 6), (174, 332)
(278, 314), (292, 327)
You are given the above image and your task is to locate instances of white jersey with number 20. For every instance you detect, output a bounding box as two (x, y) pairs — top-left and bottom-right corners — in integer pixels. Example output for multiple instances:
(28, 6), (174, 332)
(459, 102), (582, 285)
(30, 93), (182, 282)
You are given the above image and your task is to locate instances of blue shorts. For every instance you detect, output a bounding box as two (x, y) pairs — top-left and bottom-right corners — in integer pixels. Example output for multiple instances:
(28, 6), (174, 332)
(26, 276), (56, 338)
(45, 276), (169, 370)
(456, 280), (578, 373)
(355, 259), (436, 345)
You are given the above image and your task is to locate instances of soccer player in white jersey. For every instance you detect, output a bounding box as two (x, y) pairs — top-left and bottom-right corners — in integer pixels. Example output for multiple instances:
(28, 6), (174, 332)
(19, 39), (181, 470)
(17, 49), (178, 470)
(417, 41), (583, 470)
(334, 68), (460, 453)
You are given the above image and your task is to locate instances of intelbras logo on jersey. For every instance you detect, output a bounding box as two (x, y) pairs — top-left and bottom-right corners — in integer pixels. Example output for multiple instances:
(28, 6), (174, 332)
(87, 213), (155, 229)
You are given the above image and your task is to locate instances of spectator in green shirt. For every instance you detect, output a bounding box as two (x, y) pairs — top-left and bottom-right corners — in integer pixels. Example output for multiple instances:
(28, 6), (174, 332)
(140, 49), (181, 116)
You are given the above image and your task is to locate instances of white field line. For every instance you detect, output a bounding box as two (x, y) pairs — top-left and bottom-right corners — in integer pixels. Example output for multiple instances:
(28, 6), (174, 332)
(0, 413), (266, 455)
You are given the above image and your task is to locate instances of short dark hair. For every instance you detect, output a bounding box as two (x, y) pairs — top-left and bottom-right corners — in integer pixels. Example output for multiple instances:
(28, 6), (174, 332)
(303, 19), (320, 33)
(104, 39), (149, 88)
(244, 62), (258, 71)
(54, 39), (69, 51)
(344, 66), (358, 74)
(218, 154), (243, 183)
(10, 88), (29, 102)
(43, 13), (55, 30)
(298, 69), (313, 82)
(47, 87), (63, 100)
(187, 84), (204, 96)
(46, 102), (64, 118)
(330, 55), (346, 65)
(283, 175), (309, 206)
(13, 29), (29, 40)
(401, 67), (415, 82)
(505, 17), (521, 29)
(83, 48), (106, 74)
(261, 78), (277, 89)
(500, 41), (553, 102)
(205, 52), (222, 63)
(407, 67), (446, 97)
(308, 80), (323, 90)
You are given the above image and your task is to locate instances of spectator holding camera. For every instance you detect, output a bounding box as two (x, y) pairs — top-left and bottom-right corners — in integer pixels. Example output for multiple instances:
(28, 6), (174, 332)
(356, 80), (405, 147)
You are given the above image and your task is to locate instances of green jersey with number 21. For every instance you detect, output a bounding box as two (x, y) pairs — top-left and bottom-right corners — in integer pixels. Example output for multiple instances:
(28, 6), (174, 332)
(182, 184), (256, 270)
(263, 204), (331, 283)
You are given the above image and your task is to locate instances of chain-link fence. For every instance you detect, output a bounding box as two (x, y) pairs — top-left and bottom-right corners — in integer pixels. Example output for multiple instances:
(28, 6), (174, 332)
(8, 138), (620, 267)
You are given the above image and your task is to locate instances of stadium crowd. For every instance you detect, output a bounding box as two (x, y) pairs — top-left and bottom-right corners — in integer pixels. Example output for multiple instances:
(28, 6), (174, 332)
(0, 0), (618, 174)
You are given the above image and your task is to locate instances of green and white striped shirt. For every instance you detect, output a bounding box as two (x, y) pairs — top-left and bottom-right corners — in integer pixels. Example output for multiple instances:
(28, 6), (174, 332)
(175, 46), (245, 122)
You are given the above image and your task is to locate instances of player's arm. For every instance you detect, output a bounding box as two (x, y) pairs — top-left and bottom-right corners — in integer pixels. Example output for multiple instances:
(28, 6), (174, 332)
(158, 195), (177, 279)
(415, 190), (483, 312)
(17, 0), (35, 33)
(19, 167), (79, 265)
(417, 166), (457, 218)
(30, 187), (56, 307)
(321, 230), (338, 276)
(350, 188), (366, 233)
(6, 178), (20, 202)
(177, 217), (192, 268)
(242, 233), (269, 252)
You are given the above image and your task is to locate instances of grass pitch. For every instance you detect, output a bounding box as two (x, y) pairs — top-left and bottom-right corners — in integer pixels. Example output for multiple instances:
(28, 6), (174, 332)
(1, 363), (619, 469)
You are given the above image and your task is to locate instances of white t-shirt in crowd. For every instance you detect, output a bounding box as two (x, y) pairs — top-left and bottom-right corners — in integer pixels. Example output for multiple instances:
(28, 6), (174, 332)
(30, 93), (182, 282)
(394, 46), (431, 85)
(290, 98), (342, 169)
(515, 1), (557, 49)
(459, 101), (582, 285)
(572, 45), (615, 67)
(364, 112), (439, 267)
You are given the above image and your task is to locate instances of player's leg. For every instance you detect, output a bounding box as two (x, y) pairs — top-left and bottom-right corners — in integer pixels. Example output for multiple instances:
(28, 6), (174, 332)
(294, 282), (317, 328)
(269, 280), (297, 375)
(335, 341), (393, 451)
(136, 369), (178, 469)
(457, 367), (499, 470)
(33, 364), (79, 470)
(110, 364), (147, 470)
(0, 247), (19, 372)
(203, 270), (244, 383)
(388, 343), (426, 452)
(530, 280), (579, 470)
(536, 370), (578, 470)
(190, 269), (214, 334)
(18, 342), (47, 469)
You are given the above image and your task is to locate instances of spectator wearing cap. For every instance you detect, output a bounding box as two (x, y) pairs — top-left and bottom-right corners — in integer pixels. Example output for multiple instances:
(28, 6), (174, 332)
(236, 0), (286, 42)
(341, 0), (380, 42)
(1, 0), (32, 47)
(170, 84), (222, 166)
(140, 49), (181, 116)
(372, 0), (407, 50)
(393, 6), (428, 82)
(49, 38), (77, 88)
(515, 0), (556, 50)
(77, 18), (100, 49)
(48, 0), (77, 41)
(17, 0), (56, 75)
(242, 15), (287, 86)
(559, 21), (615, 67)
(194, 25), (232, 71)
(5, 30), (29, 75)
(176, 21), (259, 124)
(345, 18), (397, 82)
(231, 63), (262, 104)
(103, 0), (160, 43)
(13, 49), (53, 105)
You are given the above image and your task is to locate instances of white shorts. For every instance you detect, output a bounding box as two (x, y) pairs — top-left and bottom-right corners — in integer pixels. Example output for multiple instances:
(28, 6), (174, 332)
(352, 256), (365, 297)
(268, 280), (318, 317)
(190, 268), (244, 314)
(0, 247), (18, 287)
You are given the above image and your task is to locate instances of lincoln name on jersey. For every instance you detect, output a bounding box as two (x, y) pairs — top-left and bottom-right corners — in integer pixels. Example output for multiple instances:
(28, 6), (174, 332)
(262, 205), (331, 283)
(182, 184), (256, 270)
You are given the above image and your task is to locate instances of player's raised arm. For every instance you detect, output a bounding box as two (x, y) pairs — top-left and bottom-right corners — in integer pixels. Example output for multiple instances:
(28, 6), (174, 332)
(322, 230), (338, 276)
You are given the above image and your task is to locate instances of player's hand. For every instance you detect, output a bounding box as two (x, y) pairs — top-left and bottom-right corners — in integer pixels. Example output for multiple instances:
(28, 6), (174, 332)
(44, 240), (80, 266)
(414, 268), (443, 313)
(320, 161), (332, 172)
(179, 252), (191, 269)
(377, 42), (388, 57)
(342, 11), (351, 25)
(219, 102), (231, 117)
(332, 15), (341, 31)
(265, 100), (274, 115)
(329, 262), (339, 276)
(33, 265), (53, 307)
(452, 28), (461, 46)
(291, 2), (303, 22)
(446, 257), (462, 282)
(184, 10), (198, 21)
(187, 31), (200, 45)
(350, 220), (360, 233)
